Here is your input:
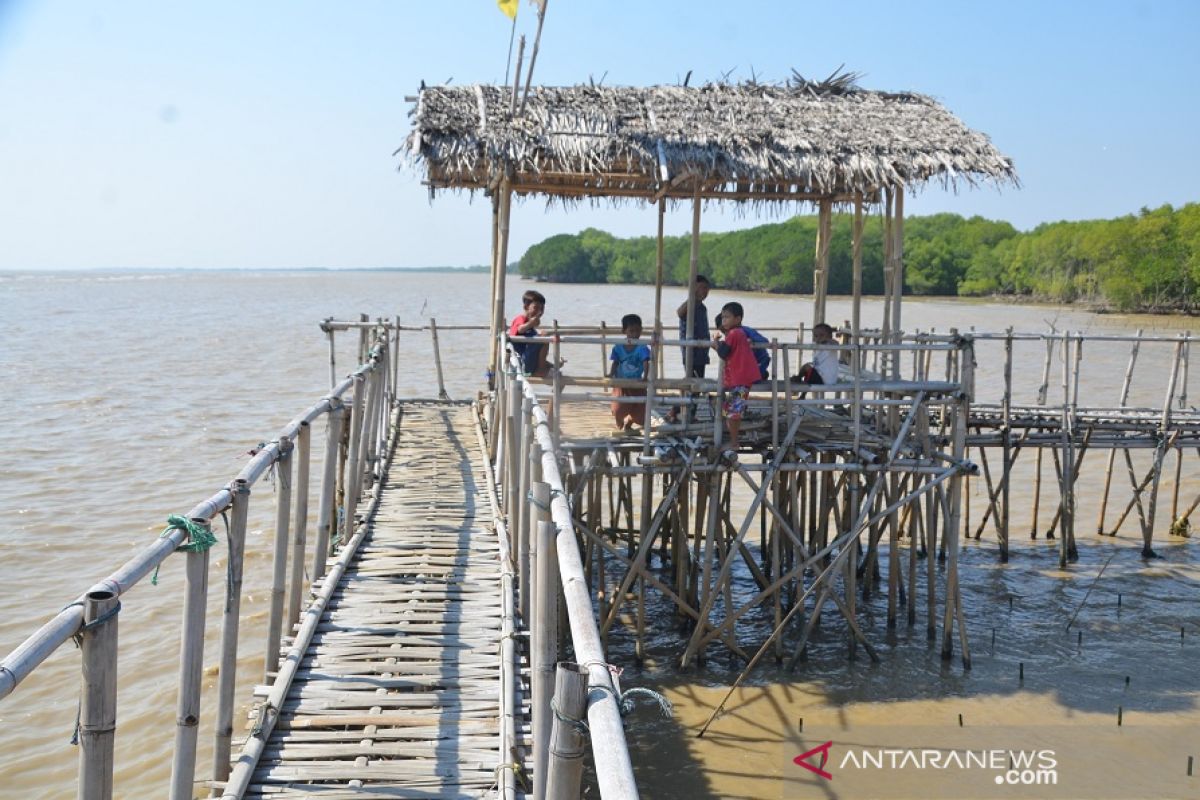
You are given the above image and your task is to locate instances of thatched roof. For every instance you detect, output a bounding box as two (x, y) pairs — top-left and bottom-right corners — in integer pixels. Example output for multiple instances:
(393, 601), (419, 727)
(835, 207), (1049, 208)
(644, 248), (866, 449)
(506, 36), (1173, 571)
(404, 76), (1016, 204)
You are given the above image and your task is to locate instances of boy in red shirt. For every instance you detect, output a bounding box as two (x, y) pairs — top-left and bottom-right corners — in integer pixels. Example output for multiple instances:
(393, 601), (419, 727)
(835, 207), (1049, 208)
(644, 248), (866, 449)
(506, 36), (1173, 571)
(711, 301), (760, 459)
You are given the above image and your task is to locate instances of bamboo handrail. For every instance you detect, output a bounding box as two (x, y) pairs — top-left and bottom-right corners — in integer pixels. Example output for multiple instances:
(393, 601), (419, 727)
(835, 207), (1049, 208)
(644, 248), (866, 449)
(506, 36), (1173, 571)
(502, 352), (640, 799)
(0, 328), (396, 799)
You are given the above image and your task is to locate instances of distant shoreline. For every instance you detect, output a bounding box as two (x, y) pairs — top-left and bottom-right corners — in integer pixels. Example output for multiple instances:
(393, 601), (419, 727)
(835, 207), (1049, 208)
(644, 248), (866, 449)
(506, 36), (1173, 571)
(0, 265), (509, 275)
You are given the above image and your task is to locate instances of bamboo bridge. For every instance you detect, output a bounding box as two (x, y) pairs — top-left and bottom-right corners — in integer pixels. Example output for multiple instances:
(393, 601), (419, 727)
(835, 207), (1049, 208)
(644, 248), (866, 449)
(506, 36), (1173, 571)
(0, 315), (1195, 798)
(0, 325), (642, 799)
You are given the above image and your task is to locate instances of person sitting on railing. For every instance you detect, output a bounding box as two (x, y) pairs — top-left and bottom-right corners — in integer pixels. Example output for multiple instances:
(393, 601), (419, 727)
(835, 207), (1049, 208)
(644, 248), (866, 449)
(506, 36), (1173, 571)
(509, 289), (551, 377)
(712, 301), (761, 461)
(609, 313), (652, 434)
(790, 322), (839, 388)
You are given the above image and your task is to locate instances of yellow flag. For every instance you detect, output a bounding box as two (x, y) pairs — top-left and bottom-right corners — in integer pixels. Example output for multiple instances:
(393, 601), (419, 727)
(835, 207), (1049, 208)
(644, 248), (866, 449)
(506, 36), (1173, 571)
(497, 0), (518, 19)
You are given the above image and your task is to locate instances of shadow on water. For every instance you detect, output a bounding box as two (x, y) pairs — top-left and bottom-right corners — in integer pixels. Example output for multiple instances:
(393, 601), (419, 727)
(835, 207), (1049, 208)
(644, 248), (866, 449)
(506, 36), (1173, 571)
(585, 532), (1200, 799)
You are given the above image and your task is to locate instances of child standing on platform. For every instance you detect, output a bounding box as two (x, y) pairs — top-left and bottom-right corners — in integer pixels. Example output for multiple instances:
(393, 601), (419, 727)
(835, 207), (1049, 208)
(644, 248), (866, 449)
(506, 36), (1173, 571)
(609, 313), (652, 432)
(711, 301), (760, 459)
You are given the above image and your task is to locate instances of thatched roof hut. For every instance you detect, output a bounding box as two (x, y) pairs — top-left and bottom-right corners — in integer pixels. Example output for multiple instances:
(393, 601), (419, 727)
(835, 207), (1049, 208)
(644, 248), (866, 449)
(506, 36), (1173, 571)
(406, 76), (1016, 202)
(404, 73), (1017, 377)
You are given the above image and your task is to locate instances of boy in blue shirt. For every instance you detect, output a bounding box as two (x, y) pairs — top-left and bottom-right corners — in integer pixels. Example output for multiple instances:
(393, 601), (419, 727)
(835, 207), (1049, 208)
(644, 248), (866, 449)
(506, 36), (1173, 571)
(609, 313), (652, 432)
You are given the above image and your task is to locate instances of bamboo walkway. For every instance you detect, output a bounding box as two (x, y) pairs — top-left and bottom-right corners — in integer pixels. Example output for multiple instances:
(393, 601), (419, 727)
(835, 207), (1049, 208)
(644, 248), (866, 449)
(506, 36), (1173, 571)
(244, 402), (522, 798)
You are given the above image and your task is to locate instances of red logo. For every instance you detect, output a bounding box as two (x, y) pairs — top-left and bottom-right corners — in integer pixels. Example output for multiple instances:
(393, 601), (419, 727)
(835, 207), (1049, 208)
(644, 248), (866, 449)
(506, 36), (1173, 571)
(794, 740), (834, 781)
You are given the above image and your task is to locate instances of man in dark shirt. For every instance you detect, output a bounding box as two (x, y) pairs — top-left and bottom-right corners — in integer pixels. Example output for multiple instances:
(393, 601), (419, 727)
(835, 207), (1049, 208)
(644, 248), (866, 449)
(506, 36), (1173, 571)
(676, 275), (711, 378)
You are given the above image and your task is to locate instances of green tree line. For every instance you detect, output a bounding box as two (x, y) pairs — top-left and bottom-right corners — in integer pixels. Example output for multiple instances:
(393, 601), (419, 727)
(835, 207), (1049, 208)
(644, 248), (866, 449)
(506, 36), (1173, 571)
(517, 203), (1200, 312)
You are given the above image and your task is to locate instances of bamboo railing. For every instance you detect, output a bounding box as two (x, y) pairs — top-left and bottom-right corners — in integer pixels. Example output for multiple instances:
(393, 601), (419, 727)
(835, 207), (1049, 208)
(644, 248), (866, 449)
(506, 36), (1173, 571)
(0, 327), (399, 799)
(493, 348), (641, 800)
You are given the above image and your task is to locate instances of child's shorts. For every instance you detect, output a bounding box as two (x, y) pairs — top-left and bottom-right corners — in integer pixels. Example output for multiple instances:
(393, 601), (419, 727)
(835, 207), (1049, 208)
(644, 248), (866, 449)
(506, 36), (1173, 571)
(611, 386), (646, 426)
(722, 385), (750, 420)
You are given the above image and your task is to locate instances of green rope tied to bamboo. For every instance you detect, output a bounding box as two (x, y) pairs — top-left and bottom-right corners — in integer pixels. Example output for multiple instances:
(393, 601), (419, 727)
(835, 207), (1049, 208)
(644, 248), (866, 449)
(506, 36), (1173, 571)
(151, 515), (218, 585)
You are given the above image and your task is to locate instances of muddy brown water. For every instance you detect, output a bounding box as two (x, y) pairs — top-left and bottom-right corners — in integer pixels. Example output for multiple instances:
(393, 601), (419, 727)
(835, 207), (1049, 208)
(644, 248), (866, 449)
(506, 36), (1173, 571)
(1, 271), (1196, 798)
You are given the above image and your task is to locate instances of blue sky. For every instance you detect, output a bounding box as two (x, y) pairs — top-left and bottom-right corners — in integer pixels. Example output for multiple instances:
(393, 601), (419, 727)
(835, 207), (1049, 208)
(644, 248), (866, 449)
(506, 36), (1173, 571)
(0, 0), (1197, 270)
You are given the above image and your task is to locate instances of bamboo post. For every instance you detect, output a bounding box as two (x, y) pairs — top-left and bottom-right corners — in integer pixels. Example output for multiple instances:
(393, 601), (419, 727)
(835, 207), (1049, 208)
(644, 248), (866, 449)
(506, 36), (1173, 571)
(515, 404), (532, 621)
(498, 523), (518, 800)
(494, 182), (514, 381)
(942, 340), (973, 668)
(391, 314), (400, 403)
(312, 403), (343, 580)
(509, 35), (525, 116)
(637, 341), (659, 664)
(923, 351), (938, 639)
(265, 438), (293, 679)
(360, 363), (382, 488)
(654, 198), (666, 381)
(533, 518), (559, 800)
(891, 188), (905, 366)
(1030, 335), (1055, 537)
(287, 421), (311, 627)
(325, 321), (336, 389)
(688, 360), (724, 669)
(551, 323), (563, 452)
(341, 375), (366, 545)
(1000, 328), (1013, 561)
(518, 0), (547, 115)
(1098, 332), (1142, 533)
(1144, 339), (1185, 557)
(355, 312), (368, 363)
(1174, 335), (1191, 525)
(487, 196), (501, 387)
(430, 317), (449, 400)
(77, 590), (119, 800)
(813, 198), (832, 326)
(1059, 334), (1074, 567)
(882, 188), (894, 345)
(852, 195), (863, 340)
(544, 662), (588, 800)
(494, 354), (508, 479)
(169, 521), (211, 800)
(505, 377), (521, 535)
(213, 479), (249, 788)
(599, 321), (610, 375)
(683, 188), (701, 382)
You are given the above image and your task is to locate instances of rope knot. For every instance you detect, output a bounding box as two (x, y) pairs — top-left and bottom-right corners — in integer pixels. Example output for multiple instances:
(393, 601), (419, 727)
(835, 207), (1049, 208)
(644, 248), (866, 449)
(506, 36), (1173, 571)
(151, 515), (218, 585)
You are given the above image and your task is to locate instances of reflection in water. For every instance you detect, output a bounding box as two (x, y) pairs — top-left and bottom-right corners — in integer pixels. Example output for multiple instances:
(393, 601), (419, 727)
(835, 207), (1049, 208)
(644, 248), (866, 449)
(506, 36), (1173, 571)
(0, 271), (1196, 798)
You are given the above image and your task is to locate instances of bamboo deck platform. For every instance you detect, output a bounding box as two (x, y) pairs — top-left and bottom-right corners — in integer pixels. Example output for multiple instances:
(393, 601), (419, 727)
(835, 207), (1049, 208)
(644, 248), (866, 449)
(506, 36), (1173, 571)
(243, 403), (524, 799)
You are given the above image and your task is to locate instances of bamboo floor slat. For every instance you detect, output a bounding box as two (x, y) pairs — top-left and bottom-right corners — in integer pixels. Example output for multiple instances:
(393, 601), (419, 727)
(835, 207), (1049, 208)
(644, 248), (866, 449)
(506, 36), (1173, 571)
(245, 404), (520, 799)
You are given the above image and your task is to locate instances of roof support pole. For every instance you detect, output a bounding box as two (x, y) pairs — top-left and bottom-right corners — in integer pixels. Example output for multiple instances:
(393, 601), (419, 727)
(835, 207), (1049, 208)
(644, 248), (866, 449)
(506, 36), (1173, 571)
(653, 197), (665, 379)
(891, 188), (906, 378)
(492, 181), (514, 384)
(812, 198), (832, 327)
(684, 188), (702, 423)
(852, 193), (864, 344)
(487, 193), (502, 388)
(881, 188), (894, 354)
